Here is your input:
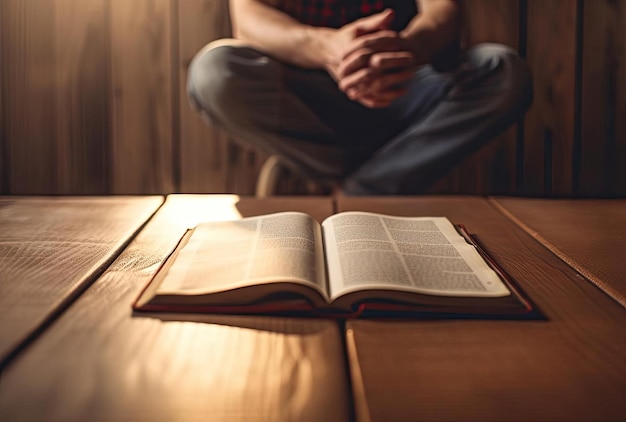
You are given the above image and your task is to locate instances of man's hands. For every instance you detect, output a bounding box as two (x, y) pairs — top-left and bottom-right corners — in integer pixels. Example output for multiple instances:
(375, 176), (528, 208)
(232, 0), (459, 107)
(324, 9), (418, 108)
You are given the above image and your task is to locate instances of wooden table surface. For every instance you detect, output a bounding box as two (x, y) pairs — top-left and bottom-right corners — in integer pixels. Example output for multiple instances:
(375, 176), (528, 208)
(0, 196), (163, 366)
(490, 197), (626, 308)
(0, 195), (349, 422)
(1, 195), (624, 422)
(338, 196), (626, 422)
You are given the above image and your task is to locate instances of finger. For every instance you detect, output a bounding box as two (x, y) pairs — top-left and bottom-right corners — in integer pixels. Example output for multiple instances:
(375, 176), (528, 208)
(367, 69), (416, 93)
(343, 31), (400, 60)
(348, 69), (414, 98)
(357, 88), (409, 108)
(339, 33), (403, 78)
(360, 97), (393, 108)
(339, 67), (373, 93)
(338, 48), (373, 79)
(354, 9), (395, 37)
(370, 52), (416, 72)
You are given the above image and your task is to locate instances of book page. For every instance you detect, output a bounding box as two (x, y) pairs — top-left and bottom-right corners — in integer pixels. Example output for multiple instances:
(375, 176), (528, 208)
(322, 213), (509, 299)
(157, 212), (327, 298)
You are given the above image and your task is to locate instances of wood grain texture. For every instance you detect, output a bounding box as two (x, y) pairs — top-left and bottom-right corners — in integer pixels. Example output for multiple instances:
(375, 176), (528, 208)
(458, 0), (520, 195)
(0, 0), (58, 194)
(0, 0), (111, 194)
(524, 0), (577, 196)
(338, 196), (626, 422)
(55, 0), (109, 194)
(0, 196), (350, 422)
(178, 0), (233, 193)
(110, 0), (175, 194)
(490, 197), (626, 308)
(0, 196), (163, 366)
(1, 1), (625, 197)
(0, 2), (4, 195)
(580, 0), (626, 196)
(427, 0), (521, 195)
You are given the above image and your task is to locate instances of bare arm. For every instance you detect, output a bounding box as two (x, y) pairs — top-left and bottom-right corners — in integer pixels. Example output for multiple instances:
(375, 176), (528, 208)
(229, 0), (329, 69)
(402, 0), (461, 65)
(339, 0), (460, 75)
(229, 0), (395, 77)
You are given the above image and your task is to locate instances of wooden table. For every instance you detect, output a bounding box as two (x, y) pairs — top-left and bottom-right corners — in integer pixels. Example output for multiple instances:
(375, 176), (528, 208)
(490, 197), (626, 307)
(0, 196), (163, 365)
(1, 195), (624, 422)
(338, 196), (626, 422)
(0, 195), (349, 422)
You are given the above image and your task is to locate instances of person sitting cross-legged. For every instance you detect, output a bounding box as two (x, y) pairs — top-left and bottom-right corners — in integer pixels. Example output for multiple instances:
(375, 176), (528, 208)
(187, 0), (533, 195)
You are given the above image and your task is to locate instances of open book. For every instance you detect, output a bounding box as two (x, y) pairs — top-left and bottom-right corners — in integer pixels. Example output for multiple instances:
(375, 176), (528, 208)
(134, 212), (532, 317)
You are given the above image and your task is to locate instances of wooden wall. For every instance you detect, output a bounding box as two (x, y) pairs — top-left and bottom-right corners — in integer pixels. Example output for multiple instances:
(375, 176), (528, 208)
(1, 0), (624, 197)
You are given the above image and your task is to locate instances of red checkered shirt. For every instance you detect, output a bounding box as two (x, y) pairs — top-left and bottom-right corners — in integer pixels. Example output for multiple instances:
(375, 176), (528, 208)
(277, 0), (418, 30)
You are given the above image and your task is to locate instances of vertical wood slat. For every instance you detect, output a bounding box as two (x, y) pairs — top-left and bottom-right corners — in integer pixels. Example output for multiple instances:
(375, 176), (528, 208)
(222, 142), (269, 195)
(428, 0), (520, 195)
(459, 0), (521, 195)
(616, 1), (626, 196)
(55, 0), (109, 194)
(1, 0), (58, 194)
(0, 2), (4, 194)
(617, 1), (626, 196)
(580, 0), (626, 196)
(0, 0), (109, 195)
(524, 0), (578, 196)
(178, 0), (232, 193)
(110, 0), (174, 194)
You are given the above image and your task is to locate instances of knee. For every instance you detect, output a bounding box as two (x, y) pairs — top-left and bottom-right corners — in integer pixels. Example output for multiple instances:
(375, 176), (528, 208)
(470, 43), (533, 115)
(187, 39), (273, 120)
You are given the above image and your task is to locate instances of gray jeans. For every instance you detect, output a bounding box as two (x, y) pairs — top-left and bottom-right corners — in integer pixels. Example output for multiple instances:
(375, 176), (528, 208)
(187, 39), (532, 194)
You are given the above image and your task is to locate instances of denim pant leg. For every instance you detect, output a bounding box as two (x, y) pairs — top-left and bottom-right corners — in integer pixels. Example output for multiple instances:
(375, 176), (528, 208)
(344, 43), (533, 195)
(187, 40), (383, 186)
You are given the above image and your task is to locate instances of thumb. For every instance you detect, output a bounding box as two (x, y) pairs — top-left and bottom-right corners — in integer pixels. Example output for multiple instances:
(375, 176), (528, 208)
(354, 9), (395, 37)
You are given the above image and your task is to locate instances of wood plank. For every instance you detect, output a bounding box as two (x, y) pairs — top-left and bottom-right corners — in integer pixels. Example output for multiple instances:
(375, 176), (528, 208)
(337, 196), (626, 421)
(169, 194), (336, 224)
(178, 0), (233, 193)
(617, 3), (626, 196)
(524, 1), (577, 195)
(0, 0), (58, 194)
(490, 197), (626, 308)
(428, 0), (520, 195)
(0, 196), (350, 422)
(0, 0), (109, 195)
(55, 0), (109, 194)
(227, 144), (271, 195)
(0, 196), (163, 366)
(0, 1), (4, 194)
(0, 0), (4, 195)
(580, 0), (626, 196)
(110, 0), (175, 194)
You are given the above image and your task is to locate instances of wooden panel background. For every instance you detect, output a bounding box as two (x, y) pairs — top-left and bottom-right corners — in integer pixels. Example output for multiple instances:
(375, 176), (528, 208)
(524, 0), (578, 196)
(580, 0), (626, 196)
(0, 0), (624, 197)
(110, 0), (175, 194)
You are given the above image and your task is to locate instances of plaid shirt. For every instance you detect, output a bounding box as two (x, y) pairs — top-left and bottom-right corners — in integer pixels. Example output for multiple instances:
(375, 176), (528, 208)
(278, 0), (418, 30)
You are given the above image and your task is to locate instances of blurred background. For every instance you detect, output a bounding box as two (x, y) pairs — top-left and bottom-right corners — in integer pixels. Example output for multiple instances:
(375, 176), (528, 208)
(0, 0), (624, 196)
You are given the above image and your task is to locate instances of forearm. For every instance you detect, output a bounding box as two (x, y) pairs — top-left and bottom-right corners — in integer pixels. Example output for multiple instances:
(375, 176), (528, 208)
(229, 0), (332, 69)
(401, 0), (461, 65)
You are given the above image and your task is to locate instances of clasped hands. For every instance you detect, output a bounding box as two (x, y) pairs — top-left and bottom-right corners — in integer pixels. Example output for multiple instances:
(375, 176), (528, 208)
(326, 9), (418, 108)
